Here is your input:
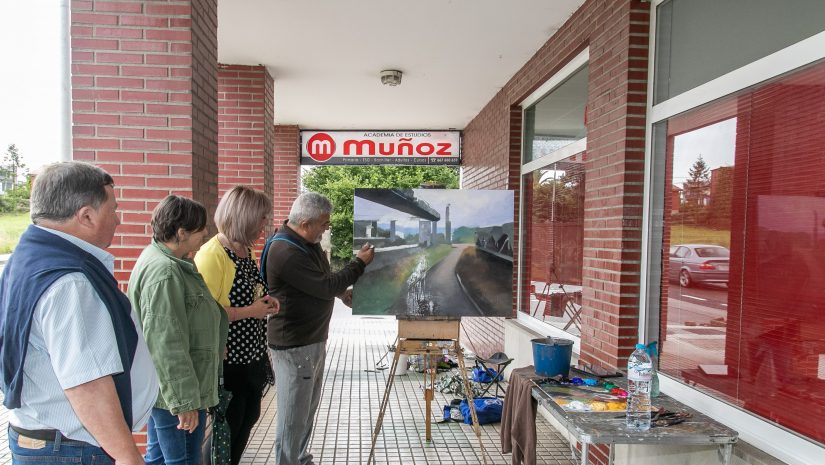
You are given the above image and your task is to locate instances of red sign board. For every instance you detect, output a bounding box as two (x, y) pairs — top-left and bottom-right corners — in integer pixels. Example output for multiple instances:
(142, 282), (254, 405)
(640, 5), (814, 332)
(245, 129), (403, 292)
(300, 130), (461, 165)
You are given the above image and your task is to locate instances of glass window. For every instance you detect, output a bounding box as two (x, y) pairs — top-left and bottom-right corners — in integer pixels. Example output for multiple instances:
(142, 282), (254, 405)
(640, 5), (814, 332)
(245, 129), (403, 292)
(520, 153), (585, 336)
(522, 66), (588, 164)
(654, 0), (825, 103)
(649, 60), (825, 444)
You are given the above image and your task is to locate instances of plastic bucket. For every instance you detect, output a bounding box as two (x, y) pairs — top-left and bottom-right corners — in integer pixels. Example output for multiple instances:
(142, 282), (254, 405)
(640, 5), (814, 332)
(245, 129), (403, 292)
(394, 354), (409, 376)
(531, 337), (573, 377)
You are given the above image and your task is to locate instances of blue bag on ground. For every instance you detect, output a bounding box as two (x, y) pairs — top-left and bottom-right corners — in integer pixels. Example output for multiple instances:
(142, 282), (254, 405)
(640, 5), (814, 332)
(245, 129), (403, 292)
(459, 397), (503, 424)
(472, 366), (502, 383)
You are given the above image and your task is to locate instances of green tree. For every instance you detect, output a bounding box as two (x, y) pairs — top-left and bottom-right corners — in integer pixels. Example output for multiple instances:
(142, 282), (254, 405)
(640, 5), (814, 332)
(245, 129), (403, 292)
(681, 155), (711, 225)
(301, 165), (459, 264)
(683, 155), (709, 205)
(533, 169), (584, 223)
(0, 144), (30, 213)
(2, 144), (27, 188)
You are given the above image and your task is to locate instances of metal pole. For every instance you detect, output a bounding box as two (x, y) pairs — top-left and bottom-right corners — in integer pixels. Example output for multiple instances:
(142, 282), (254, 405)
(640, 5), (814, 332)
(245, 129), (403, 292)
(59, 0), (72, 161)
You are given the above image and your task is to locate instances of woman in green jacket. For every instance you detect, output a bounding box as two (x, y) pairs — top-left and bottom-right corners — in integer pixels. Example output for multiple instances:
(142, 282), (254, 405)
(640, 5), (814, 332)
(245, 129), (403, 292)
(129, 195), (229, 465)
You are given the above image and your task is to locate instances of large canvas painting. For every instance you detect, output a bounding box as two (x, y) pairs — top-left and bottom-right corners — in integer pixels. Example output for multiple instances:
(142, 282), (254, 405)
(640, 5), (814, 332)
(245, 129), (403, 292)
(352, 188), (514, 317)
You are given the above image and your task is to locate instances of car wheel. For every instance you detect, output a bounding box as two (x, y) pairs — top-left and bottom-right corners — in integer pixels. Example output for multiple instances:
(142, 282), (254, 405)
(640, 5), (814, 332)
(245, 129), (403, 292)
(679, 270), (693, 288)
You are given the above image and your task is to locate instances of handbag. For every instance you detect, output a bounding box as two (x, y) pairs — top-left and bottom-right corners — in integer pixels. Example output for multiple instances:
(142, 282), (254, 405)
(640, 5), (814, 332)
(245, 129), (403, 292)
(202, 384), (233, 465)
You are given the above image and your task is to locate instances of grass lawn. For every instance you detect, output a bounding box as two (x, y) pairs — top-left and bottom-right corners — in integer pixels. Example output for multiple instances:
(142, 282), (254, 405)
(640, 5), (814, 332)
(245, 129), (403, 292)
(670, 224), (730, 248)
(0, 212), (31, 254)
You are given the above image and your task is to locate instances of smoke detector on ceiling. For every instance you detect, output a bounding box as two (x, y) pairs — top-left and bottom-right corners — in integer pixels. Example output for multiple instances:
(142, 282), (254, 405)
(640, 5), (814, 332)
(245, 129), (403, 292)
(380, 69), (403, 86)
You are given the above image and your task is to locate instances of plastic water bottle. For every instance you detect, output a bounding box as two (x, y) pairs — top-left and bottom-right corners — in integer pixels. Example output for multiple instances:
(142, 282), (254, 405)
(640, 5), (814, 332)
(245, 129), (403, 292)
(626, 343), (652, 431)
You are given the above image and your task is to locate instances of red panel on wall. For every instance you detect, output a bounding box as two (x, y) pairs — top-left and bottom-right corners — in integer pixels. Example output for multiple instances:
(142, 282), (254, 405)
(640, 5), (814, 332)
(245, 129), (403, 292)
(660, 60), (825, 444)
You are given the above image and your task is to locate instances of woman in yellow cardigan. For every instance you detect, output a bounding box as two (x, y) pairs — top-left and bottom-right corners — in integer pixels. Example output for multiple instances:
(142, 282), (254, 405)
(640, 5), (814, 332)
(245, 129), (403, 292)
(194, 186), (279, 465)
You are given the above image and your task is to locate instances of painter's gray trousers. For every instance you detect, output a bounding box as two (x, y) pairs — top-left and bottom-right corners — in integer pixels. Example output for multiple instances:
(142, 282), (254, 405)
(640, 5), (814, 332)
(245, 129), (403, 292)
(270, 342), (326, 465)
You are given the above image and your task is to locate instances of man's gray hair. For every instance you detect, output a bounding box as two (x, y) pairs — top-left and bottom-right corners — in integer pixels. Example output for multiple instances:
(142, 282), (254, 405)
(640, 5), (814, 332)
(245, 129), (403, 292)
(30, 162), (114, 223)
(288, 192), (332, 224)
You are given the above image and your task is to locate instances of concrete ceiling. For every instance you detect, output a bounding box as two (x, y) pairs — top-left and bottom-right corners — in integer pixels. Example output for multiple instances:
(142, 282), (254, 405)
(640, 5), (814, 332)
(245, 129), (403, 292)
(217, 0), (584, 131)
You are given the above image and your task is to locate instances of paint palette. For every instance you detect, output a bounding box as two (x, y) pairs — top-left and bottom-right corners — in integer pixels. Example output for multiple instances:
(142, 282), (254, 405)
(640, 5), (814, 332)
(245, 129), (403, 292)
(539, 383), (627, 412)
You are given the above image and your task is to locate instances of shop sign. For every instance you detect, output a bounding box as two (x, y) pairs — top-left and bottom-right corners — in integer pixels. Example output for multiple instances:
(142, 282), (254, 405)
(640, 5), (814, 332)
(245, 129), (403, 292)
(300, 130), (461, 165)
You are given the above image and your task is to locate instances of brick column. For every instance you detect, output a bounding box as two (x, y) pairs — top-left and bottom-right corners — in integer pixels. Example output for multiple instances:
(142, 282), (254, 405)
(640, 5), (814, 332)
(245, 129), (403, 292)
(70, 0), (218, 451)
(272, 125), (301, 224)
(218, 64), (275, 246)
(70, 0), (219, 284)
(218, 65), (274, 199)
(462, 0), (652, 407)
(577, 2), (650, 371)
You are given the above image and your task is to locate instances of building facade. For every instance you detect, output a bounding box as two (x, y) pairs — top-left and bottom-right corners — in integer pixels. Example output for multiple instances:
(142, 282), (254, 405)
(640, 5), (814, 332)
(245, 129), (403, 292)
(459, 1), (825, 464)
(67, 0), (824, 463)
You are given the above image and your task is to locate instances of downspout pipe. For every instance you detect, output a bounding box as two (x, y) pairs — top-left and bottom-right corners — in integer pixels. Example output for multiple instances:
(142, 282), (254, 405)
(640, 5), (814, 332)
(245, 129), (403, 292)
(59, 0), (71, 161)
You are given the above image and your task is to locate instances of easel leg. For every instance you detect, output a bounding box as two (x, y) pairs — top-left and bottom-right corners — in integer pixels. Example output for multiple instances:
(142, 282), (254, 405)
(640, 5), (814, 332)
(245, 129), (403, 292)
(367, 349), (401, 465)
(425, 354), (434, 441)
(455, 343), (489, 465)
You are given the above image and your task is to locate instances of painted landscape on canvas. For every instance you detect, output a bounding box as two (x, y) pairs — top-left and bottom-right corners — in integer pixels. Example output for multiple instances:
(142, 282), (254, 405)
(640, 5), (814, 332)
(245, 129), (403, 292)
(352, 188), (514, 317)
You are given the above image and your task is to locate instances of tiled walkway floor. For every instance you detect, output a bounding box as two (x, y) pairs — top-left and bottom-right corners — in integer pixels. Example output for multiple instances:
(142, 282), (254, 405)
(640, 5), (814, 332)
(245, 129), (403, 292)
(243, 305), (574, 465)
(0, 304), (574, 465)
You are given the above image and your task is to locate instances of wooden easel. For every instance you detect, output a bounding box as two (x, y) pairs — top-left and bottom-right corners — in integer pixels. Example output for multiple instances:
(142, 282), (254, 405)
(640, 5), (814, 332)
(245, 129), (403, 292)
(367, 316), (489, 465)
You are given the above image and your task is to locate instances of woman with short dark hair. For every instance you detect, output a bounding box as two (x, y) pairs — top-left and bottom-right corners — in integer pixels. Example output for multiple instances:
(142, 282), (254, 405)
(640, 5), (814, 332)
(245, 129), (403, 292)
(195, 186), (279, 465)
(128, 195), (229, 465)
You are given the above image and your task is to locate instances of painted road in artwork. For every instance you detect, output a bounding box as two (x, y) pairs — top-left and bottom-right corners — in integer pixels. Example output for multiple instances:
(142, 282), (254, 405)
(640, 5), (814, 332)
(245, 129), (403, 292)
(352, 188), (514, 317)
(389, 243), (477, 317)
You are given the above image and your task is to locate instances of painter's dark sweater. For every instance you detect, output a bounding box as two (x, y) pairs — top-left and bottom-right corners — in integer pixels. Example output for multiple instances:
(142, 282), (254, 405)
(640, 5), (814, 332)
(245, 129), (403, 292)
(265, 222), (365, 348)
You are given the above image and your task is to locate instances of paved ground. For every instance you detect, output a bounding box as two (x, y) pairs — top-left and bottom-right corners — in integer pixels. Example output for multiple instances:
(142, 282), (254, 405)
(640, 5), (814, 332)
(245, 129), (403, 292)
(0, 300), (575, 465)
(244, 305), (575, 464)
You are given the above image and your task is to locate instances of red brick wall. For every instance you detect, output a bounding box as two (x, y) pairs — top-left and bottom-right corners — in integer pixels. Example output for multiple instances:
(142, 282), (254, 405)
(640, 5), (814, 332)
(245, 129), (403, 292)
(459, 93), (519, 358)
(462, 4), (650, 461)
(190, 0), (219, 229)
(71, 0), (219, 285)
(218, 64), (275, 249)
(272, 125), (301, 224)
(578, 1), (649, 373)
(70, 0), (219, 449)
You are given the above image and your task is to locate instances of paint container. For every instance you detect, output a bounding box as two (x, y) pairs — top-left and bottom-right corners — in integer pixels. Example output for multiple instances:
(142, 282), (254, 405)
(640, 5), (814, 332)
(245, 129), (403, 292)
(532, 337), (573, 378)
(395, 354), (409, 375)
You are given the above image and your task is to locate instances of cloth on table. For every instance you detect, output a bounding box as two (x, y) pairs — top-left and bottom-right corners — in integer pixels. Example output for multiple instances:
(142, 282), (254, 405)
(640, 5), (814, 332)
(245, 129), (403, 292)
(501, 365), (544, 465)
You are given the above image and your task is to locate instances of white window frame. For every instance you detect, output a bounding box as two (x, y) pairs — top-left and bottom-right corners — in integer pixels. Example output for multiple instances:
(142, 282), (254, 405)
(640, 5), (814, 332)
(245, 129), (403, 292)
(640, 1), (825, 463)
(516, 48), (589, 351)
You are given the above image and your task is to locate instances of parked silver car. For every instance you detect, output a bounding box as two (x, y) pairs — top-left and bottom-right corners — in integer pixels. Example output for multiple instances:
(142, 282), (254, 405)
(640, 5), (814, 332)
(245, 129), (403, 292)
(668, 244), (729, 287)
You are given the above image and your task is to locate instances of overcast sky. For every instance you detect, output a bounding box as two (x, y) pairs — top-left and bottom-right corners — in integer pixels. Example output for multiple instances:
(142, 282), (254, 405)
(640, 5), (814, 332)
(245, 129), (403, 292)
(354, 189), (514, 231)
(0, 0), (62, 172)
(672, 118), (736, 184)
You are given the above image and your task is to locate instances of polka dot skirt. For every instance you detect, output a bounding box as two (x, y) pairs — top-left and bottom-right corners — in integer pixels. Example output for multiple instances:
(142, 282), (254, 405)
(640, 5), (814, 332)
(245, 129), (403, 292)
(224, 247), (268, 365)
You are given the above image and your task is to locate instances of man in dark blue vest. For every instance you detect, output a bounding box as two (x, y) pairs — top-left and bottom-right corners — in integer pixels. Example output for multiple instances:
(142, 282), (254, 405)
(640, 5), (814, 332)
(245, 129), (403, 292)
(0, 162), (158, 465)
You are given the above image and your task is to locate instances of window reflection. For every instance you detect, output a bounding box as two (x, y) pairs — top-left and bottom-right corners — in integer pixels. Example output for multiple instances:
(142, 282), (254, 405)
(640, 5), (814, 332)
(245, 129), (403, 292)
(522, 66), (588, 164)
(664, 118), (735, 372)
(521, 153), (585, 335)
(656, 60), (825, 444)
